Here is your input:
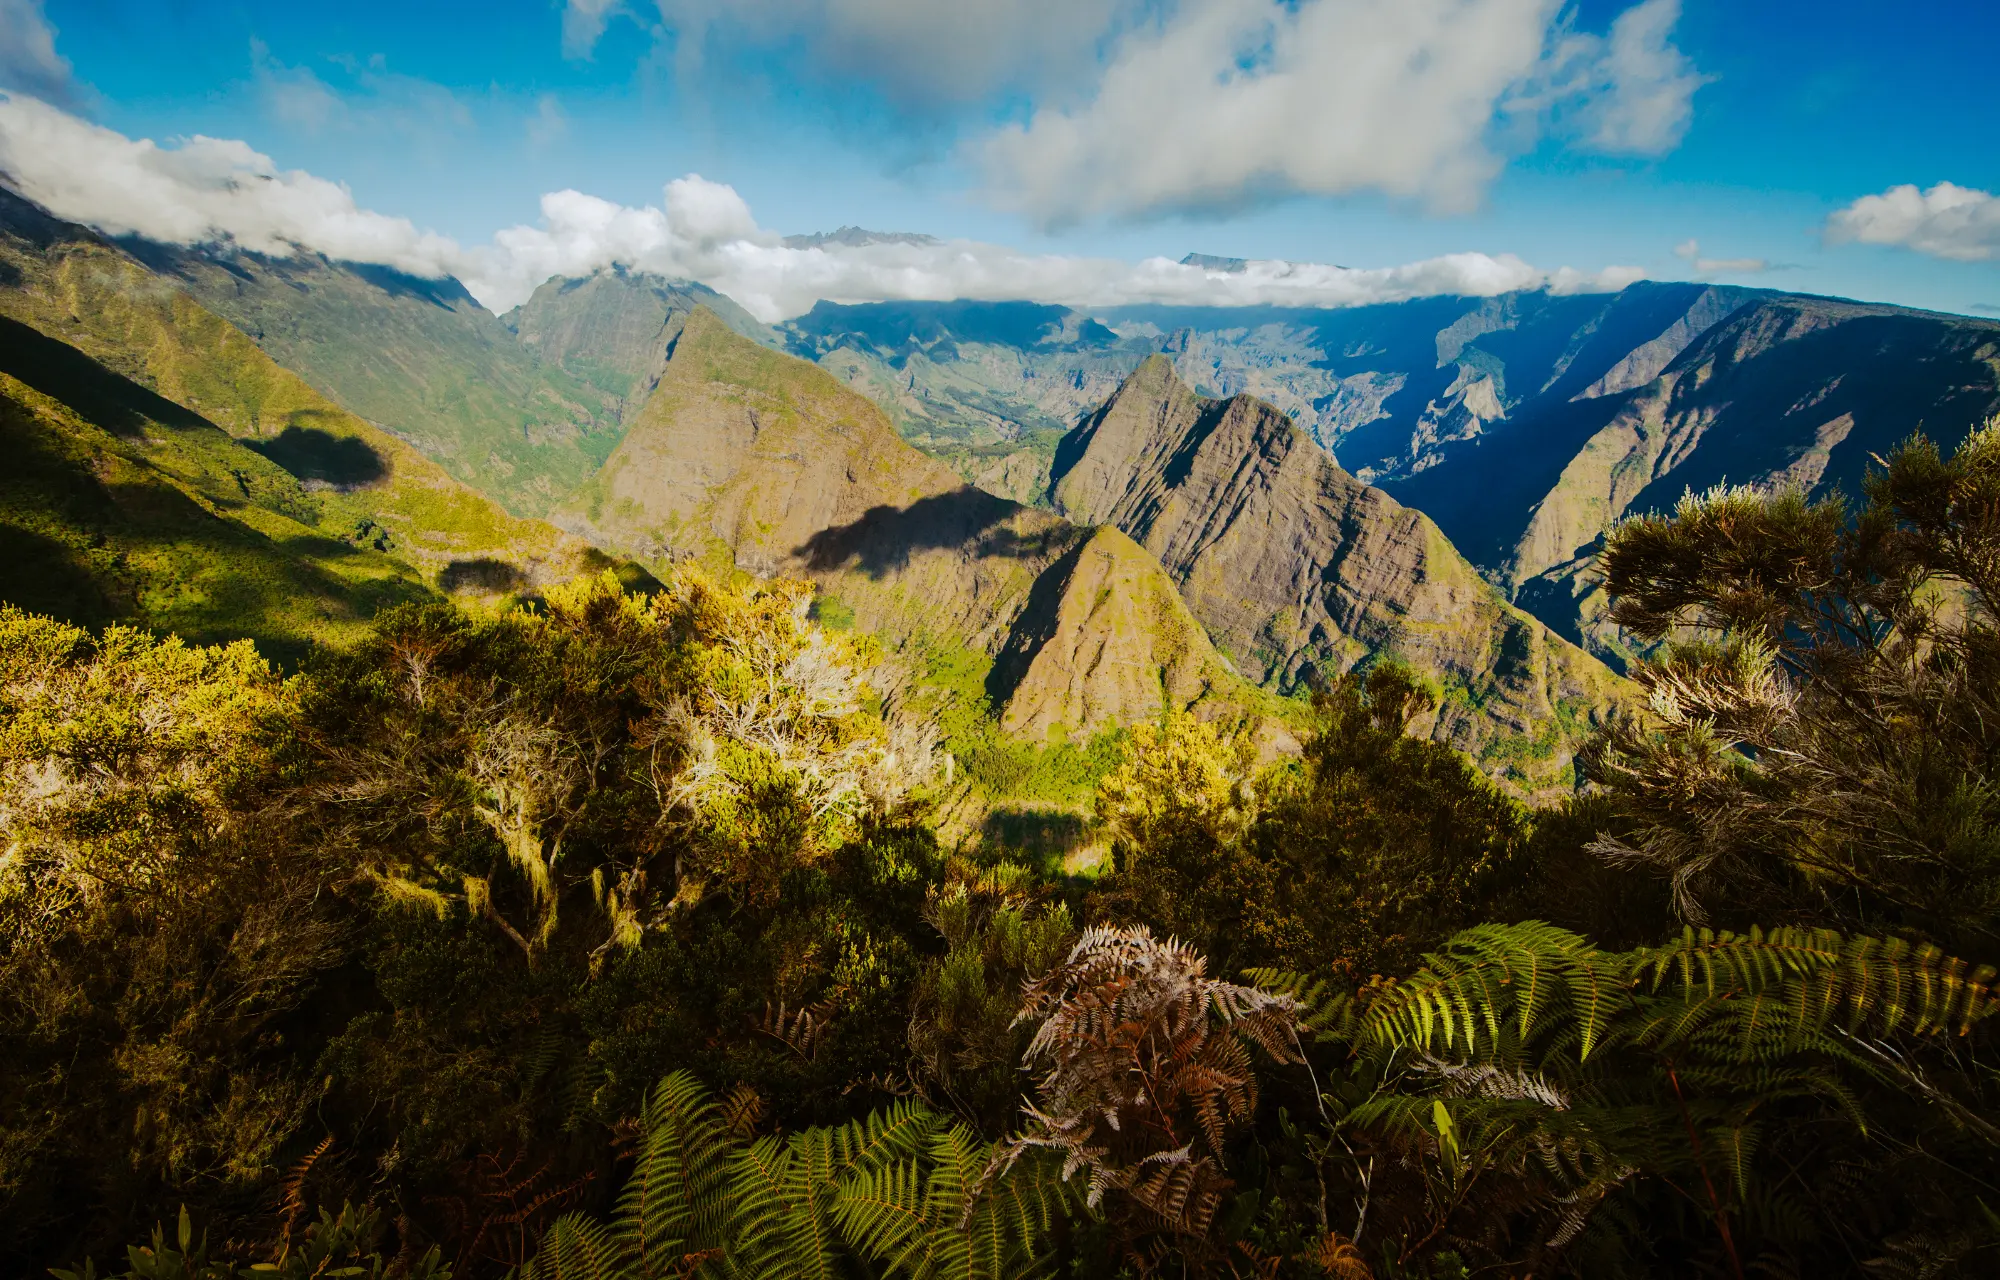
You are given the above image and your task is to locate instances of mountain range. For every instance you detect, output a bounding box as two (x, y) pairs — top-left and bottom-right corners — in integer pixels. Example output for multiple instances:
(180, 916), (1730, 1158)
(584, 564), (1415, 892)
(780, 288), (2000, 664)
(8, 185), (1997, 806)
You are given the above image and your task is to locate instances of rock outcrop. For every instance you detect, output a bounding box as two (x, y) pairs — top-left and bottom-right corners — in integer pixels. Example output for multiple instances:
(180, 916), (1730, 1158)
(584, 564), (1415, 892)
(562, 309), (1259, 738)
(1050, 355), (1626, 783)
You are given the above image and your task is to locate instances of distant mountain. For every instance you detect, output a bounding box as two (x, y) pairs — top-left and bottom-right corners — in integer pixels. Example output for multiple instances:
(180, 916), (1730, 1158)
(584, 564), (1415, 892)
(502, 266), (774, 410)
(1396, 293), (2000, 661)
(558, 308), (1266, 744)
(1050, 356), (1624, 789)
(0, 187), (623, 660)
(774, 289), (2000, 667)
(117, 240), (638, 517)
(781, 227), (940, 250)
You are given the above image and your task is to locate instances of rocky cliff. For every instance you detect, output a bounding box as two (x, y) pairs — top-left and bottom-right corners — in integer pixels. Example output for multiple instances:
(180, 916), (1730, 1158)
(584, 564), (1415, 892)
(1050, 355), (1625, 786)
(562, 308), (1261, 739)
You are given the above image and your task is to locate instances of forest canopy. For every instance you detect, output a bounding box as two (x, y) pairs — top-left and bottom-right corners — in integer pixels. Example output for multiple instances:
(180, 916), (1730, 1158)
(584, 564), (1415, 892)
(8, 429), (2000, 1277)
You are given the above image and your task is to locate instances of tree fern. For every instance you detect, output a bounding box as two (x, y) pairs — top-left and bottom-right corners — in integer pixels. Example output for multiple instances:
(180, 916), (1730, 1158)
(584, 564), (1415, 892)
(1256, 919), (2000, 1273)
(614, 1071), (732, 1273)
(515, 1076), (1067, 1280)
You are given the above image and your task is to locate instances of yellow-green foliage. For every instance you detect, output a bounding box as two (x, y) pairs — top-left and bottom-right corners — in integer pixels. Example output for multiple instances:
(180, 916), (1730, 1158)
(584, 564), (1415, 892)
(893, 629), (1129, 816)
(0, 237), (591, 599)
(0, 366), (426, 660)
(0, 607), (280, 924)
(1094, 710), (1264, 853)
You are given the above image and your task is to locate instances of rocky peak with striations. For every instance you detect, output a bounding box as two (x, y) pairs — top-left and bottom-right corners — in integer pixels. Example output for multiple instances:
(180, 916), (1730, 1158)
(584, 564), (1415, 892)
(561, 308), (1265, 739)
(1050, 354), (1626, 788)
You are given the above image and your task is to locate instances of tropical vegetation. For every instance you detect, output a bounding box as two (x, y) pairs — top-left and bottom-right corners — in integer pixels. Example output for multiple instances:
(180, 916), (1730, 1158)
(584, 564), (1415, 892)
(8, 428), (2000, 1277)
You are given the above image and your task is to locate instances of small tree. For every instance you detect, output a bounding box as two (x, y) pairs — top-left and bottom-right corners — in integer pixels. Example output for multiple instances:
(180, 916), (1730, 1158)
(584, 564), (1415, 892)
(1588, 426), (2000, 954)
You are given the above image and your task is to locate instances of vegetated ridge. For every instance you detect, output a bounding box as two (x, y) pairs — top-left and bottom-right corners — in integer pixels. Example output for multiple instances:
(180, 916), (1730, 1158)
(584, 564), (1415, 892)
(1051, 354), (1625, 789)
(558, 307), (1272, 759)
(0, 187), (630, 658)
(779, 288), (2000, 668)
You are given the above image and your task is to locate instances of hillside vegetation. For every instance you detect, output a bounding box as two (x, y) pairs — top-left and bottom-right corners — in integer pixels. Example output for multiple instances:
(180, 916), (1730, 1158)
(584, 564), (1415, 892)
(0, 190), (640, 657)
(8, 425), (2000, 1276)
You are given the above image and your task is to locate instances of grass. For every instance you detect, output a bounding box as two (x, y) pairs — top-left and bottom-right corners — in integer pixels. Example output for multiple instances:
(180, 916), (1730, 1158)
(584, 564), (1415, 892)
(0, 369), (429, 665)
(892, 628), (1131, 817)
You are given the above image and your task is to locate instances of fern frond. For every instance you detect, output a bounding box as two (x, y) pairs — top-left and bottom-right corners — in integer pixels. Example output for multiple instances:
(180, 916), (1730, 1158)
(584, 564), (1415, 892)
(1360, 922), (1626, 1060)
(523, 1213), (632, 1280)
(616, 1071), (733, 1272)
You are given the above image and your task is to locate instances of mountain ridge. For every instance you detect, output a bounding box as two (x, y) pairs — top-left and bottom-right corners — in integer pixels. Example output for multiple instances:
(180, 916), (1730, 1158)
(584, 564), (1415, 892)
(559, 307), (1272, 745)
(1049, 354), (1625, 788)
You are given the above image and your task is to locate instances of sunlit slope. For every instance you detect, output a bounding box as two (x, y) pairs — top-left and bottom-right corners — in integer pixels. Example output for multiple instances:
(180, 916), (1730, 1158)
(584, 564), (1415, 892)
(121, 238), (626, 516)
(1051, 355), (1627, 790)
(0, 321), (425, 661)
(0, 188), (634, 656)
(562, 307), (1273, 746)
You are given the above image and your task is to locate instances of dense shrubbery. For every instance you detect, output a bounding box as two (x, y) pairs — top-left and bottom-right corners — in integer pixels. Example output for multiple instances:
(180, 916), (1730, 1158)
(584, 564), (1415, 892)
(8, 431), (2000, 1277)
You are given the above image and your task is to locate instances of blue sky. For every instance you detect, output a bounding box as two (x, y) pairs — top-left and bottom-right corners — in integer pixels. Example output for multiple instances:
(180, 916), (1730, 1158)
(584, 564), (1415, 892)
(6, 0), (1998, 318)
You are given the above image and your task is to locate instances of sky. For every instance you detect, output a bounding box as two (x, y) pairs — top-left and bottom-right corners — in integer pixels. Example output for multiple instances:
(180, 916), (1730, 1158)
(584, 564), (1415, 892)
(1, 0), (1996, 320)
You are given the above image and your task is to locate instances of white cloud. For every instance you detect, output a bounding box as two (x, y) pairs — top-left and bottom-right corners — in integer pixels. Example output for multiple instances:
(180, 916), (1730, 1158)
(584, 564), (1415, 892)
(0, 93), (1646, 321)
(573, 0), (1132, 105)
(1826, 182), (2000, 263)
(0, 91), (461, 277)
(1562, 0), (1706, 154)
(975, 0), (1706, 224)
(459, 176), (1644, 319)
(1672, 238), (1767, 276)
(0, 0), (76, 108)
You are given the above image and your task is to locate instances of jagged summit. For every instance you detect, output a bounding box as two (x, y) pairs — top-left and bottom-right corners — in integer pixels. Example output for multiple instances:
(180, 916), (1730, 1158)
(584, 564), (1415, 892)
(561, 307), (1263, 738)
(1051, 355), (1624, 786)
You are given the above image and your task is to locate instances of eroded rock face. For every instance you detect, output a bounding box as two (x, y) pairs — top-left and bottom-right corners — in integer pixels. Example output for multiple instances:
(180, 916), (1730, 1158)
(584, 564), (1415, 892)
(1051, 355), (1625, 778)
(562, 308), (1263, 738)
(1503, 297), (2000, 594)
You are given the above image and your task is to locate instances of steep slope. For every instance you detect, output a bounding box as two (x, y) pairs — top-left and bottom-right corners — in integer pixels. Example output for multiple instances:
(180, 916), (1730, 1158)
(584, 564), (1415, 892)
(0, 188), (625, 642)
(0, 320), (426, 661)
(119, 238), (627, 516)
(1403, 295), (2000, 659)
(780, 285), (1761, 484)
(503, 266), (775, 411)
(1050, 356), (1625, 786)
(562, 308), (1262, 742)
(785, 288), (2000, 672)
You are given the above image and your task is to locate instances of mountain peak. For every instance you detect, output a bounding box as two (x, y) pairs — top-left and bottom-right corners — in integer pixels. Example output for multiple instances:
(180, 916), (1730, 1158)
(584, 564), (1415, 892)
(1048, 365), (1623, 791)
(781, 226), (939, 250)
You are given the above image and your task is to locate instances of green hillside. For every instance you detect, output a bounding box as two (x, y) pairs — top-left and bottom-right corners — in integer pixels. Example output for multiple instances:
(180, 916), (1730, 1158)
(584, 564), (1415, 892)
(0, 321), (425, 662)
(0, 190), (637, 657)
(124, 240), (626, 517)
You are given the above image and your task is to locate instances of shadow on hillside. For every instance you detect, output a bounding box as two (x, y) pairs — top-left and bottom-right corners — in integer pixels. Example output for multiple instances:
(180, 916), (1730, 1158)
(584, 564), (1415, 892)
(980, 806), (1092, 861)
(797, 488), (1067, 579)
(248, 422), (389, 488)
(0, 315), (217, 438)
(984, 538), (1088, 708)
(440, 557), (529, 595)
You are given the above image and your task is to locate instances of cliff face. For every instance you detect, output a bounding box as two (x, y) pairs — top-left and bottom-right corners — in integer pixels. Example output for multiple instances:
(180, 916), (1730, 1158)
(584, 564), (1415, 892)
(1050, 355), (1625, 783)
(563, 309), (1260, 738)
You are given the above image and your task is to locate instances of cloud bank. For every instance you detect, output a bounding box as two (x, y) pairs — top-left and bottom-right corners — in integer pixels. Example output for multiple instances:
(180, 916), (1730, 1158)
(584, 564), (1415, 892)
(1827, 182), (2000, 263)
(0, 0), (76, 108)
(0, 92), (1645, 321)
(570, 0), (1704, 224)
(981, 0), (1702, 223)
